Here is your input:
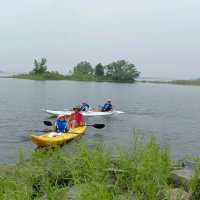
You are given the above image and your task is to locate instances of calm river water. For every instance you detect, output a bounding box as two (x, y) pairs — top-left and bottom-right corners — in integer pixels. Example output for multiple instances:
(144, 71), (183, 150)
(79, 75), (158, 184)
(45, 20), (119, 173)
(0, 78), (200, 163)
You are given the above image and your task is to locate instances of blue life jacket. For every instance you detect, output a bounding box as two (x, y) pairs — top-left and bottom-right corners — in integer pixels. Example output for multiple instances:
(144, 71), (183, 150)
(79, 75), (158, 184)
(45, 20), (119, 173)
(55, 120), (68, 133)
(101, 103), (112, 112)
(80, 103), (89, 111)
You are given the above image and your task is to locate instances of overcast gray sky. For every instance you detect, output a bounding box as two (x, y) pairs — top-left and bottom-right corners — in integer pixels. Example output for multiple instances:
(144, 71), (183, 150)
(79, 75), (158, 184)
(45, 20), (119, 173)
(0, 0), (199, 78)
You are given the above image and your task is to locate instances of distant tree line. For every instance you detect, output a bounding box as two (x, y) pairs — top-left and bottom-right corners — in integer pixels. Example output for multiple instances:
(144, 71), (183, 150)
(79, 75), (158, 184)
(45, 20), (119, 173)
(14, 58), (140, 82)
(72, 60), (140, 82)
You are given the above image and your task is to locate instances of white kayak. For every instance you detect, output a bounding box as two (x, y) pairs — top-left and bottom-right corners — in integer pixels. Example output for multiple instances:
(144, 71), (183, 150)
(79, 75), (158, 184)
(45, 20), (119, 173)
(44, 109), (124, 117)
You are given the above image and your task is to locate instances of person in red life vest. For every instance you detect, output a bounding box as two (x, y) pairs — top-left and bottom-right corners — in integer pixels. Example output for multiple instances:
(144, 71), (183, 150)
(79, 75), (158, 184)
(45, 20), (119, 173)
(69, 105), (85, 128)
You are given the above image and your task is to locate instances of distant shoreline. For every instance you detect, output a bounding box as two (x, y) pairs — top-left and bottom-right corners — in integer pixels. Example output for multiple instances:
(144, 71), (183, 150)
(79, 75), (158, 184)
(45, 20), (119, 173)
(10, 74), (136, 83)
(2, 75), (200, 86)
(138, 79), (200, 86)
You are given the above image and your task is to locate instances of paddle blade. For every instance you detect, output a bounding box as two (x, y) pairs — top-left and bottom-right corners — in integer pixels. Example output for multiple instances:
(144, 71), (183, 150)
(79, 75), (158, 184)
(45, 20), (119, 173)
(91, 124), (105, 129)
(44, 121), (53, 126)
(25, 130), (50, 133)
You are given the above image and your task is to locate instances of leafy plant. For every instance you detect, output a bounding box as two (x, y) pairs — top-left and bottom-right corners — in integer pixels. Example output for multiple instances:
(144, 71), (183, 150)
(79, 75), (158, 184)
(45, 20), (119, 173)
(31, 58), (48, 74)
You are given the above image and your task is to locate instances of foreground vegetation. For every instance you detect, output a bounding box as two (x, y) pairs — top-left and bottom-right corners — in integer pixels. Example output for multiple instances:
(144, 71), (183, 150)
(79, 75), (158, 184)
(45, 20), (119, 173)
(13, 58), (140, 83)
(0, 135), (199, 199)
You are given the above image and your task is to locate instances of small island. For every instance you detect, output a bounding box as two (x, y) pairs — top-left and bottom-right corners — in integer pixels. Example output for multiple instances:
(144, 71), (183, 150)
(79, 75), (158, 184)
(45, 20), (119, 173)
(13, 58), (140, 83)
(11, 58), (200, 86)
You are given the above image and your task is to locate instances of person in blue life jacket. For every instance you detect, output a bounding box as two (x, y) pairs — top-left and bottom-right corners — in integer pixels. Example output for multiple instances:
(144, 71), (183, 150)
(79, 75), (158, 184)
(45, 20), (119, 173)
(101, 99), (113, 112)
(54, 114), (68, 133)
(80, 102), (90, 111)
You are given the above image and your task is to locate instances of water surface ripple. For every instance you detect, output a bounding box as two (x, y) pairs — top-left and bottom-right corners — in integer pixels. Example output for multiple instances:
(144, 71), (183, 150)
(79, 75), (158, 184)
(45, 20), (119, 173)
(0, 78), (200, 163)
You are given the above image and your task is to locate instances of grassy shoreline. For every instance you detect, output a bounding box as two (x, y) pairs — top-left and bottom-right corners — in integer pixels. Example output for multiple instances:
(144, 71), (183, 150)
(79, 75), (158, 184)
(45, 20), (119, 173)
(138, 79), (200, 86)
(11, 74), (136, 83)
(0, 135), (199, 199)
(171, 80), (200, 86)
(5, 74), (200, 86)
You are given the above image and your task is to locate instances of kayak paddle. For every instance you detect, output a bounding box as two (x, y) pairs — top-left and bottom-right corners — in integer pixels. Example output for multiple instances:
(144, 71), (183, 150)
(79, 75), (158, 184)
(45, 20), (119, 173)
(26, 129), (51, 133)
(86, 124), (105, 129)
(44, 121), (53, 126)
(43, 121), (105, 129)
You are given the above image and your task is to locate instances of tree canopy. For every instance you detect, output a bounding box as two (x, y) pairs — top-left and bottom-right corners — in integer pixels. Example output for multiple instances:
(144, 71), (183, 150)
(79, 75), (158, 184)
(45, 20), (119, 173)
(71, 59), (140, 82)
(105, 60), (140, 82)
(73, 61), (93, 75)
(31, 58), (47, 74)
(95, 63), (104, 77)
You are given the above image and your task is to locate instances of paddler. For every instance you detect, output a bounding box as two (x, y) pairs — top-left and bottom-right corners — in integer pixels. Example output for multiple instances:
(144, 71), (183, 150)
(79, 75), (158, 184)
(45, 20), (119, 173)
(80, 102), (90, 111)
(54, 114), (69, 133)
(69, 105), (85, 128)
(101, 99), (113, 112)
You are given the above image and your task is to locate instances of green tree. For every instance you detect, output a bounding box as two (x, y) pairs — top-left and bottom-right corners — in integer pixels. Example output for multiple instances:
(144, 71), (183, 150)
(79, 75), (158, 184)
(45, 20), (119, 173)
(95, 63), (104, 77)
(73, 61), (93, 75)
(105, 60), (140, 82)
(31, 58), (48, 74)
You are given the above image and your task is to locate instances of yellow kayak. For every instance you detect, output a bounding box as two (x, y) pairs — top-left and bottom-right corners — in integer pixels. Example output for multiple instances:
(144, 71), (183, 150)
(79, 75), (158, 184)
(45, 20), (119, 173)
(31, 126), (86, 147)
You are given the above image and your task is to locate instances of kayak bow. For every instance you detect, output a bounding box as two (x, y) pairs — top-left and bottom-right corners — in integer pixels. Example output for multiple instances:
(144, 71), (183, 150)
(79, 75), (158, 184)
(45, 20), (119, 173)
(31, 126), (86, 147)
(44, 109), (124, 116)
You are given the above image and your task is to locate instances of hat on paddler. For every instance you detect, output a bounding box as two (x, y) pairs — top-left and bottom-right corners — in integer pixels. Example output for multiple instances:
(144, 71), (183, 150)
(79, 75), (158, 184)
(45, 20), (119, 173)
(73, 105), (81, 111)
(57, 114), (65, 119)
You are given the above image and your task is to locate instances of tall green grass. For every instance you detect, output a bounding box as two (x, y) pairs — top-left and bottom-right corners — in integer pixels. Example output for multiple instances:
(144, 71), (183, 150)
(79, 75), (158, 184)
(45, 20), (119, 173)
(0, 134), (190, 200)
(138, 79), (200, 86)
(171, 80), (200, 86)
